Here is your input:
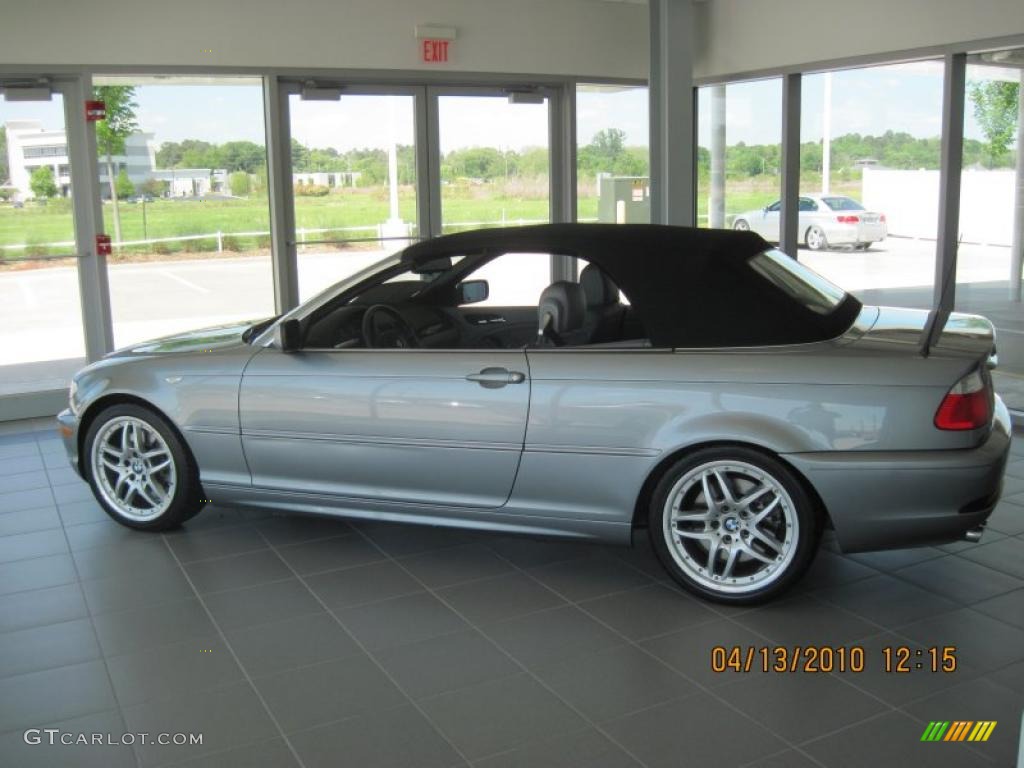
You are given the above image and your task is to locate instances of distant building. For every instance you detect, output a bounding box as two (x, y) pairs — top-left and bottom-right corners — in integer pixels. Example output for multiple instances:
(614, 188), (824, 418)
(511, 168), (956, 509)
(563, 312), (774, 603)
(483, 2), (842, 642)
(293, 171), (361, 188)
(150, 168), (227, 197)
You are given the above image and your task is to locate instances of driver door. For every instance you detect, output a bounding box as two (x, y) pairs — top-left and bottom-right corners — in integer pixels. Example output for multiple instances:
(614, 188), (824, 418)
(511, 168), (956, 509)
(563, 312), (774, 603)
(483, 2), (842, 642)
(239, 348), (529, 509)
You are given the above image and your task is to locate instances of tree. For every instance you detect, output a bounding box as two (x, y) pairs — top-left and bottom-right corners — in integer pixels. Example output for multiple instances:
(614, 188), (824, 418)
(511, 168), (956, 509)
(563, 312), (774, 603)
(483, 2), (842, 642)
(228, 171), (251, 196)
(94, 85), (138, 243)
(30, 166), (58, 199)
(115, 169), (135, 198)
(968, 80), (1020, 168)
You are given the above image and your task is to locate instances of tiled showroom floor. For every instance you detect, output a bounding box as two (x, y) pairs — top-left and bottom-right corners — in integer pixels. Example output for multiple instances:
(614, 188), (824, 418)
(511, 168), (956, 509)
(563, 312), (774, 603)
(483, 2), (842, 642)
(0, 417), (1022, 768)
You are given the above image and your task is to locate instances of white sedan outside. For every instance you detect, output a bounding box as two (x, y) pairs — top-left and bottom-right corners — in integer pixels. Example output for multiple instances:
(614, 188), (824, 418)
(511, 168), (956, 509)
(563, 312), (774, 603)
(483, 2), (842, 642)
(733, 194), (887, 251)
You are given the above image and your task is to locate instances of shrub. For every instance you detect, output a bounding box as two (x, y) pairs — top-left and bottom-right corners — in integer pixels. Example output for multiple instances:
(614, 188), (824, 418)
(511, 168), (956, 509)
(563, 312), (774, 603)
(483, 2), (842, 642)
(221, 235), (243, 252)
(294, 183), (330, 197)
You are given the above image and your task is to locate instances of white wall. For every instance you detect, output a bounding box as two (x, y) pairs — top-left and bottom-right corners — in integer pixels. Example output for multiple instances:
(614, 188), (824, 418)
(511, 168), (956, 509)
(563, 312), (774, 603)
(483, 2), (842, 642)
(0, 0), (648, 80)
(863, 167), (1016, 245)
(695, 0), (1024, 79)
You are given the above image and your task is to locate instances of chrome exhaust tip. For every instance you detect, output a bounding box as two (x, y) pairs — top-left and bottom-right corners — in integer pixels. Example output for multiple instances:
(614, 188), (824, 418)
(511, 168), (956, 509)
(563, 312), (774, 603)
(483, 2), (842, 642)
(962, 526), (985, 543)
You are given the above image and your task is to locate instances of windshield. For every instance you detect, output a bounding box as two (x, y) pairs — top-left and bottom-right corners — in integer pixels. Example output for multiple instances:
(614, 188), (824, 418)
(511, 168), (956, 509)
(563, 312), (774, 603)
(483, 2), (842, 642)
(821, 196), (865, 211)
(748, 249), (848, 315)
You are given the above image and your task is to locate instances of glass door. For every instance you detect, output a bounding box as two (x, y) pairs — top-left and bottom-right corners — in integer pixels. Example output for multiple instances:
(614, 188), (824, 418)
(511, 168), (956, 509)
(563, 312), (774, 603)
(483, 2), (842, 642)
(0, 78), (86, 395)
(287, 87), (420, 302)
(434, 88), (552, 234)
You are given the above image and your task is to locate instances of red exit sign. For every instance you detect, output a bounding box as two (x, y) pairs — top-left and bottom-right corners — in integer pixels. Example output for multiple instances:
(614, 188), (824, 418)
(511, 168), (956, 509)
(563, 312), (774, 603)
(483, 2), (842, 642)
(422, 39), (449, 63)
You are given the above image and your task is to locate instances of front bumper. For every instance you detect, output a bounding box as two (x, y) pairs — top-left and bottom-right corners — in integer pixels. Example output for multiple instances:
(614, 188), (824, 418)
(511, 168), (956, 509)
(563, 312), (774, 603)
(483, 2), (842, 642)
(784, 396), (1013, 553)
(57, 408), (82, 478)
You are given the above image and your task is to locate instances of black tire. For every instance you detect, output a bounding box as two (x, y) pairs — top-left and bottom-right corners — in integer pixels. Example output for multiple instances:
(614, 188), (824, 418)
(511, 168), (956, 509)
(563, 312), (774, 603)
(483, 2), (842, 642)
(805, 225), (828, 251)
(83, 403), (205, 531)
(647, 446), (821, 605)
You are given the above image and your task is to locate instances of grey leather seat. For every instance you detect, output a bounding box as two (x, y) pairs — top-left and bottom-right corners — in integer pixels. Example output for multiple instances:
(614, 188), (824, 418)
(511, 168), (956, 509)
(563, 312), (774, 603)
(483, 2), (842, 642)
(537, 281), (587, 346)
(580, 264), (627, 344)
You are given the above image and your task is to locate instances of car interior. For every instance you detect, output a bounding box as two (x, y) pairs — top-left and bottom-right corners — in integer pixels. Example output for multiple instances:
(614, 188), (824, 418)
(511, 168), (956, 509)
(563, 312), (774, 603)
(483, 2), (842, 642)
(300, 251), (650, 351)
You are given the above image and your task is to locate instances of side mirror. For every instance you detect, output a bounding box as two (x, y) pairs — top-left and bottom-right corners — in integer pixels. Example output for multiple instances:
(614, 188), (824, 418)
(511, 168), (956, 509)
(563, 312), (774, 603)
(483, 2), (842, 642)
(276, 319), (302, 352)
(457, 279), (489, 305)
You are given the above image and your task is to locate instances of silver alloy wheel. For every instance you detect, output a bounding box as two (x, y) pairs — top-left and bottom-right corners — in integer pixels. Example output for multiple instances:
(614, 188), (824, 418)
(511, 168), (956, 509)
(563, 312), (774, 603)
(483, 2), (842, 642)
(734, 219), (749, 231)
(662, 459), (798, 594)
(806, 227), (825, 250)
(90, 416), (177, 521)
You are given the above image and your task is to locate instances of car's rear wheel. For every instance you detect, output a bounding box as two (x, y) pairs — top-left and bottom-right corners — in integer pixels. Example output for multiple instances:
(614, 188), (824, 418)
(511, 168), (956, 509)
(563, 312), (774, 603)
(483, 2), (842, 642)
(733, 219), (750, 231)
(85, 404), (205, 531)
(805, 225), (828, 251)
(648, 447), (820, 604)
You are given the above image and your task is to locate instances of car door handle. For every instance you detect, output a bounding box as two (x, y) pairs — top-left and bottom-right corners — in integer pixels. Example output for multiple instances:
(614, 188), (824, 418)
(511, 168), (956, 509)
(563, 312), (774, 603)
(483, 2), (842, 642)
(465, 367), (526, 388)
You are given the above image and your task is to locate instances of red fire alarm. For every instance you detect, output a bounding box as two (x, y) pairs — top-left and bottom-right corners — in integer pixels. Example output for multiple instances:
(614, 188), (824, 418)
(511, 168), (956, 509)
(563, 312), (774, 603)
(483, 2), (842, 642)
(85, 100), (106, 122)
(421, 39), (449, 63)
(95, 234), (112, 256)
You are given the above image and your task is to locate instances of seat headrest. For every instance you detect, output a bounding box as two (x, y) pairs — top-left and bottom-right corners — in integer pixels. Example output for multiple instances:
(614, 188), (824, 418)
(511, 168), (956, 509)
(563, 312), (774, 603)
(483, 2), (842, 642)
(538, 281), (585, 335)
(580, 264), (620, 308)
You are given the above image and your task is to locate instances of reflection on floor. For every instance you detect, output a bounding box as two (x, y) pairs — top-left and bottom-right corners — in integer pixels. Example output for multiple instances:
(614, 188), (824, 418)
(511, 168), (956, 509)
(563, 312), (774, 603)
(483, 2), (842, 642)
(0, 416), (1022, 767)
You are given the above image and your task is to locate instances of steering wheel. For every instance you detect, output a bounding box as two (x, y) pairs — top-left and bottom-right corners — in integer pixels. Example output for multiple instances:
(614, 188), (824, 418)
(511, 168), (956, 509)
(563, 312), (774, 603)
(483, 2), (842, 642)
(361, 304), (420, 349)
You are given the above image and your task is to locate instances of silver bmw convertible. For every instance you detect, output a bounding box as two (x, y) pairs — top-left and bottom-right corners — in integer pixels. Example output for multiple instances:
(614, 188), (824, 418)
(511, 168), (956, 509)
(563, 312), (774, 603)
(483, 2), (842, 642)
(57, 224), (1012, 603)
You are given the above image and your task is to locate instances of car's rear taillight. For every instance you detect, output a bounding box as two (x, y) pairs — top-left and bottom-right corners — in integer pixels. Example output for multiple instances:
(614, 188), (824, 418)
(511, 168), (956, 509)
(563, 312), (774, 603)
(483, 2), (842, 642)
(934, 368), (992, 430)
(879, 214), (886, 222)
(836, 215), (860, 223)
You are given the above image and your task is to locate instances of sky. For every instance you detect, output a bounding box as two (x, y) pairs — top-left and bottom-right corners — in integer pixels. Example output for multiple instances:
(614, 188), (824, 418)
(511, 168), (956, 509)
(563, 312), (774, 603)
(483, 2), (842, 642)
(1, 65), (1010, 159)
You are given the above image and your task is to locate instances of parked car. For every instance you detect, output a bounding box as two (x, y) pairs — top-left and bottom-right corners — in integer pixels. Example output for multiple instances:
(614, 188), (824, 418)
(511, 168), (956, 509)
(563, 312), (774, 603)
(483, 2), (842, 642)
(58, 224), (1010, 604)
(733, 194), (887, 250)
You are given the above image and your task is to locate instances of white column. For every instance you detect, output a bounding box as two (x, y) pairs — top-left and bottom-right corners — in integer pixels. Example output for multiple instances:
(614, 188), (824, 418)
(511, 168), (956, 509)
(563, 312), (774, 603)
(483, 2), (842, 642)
(709, 84), (726, 229)
(1010, 71), (1024, 302)
(263, 76), (299, 312)
(822, 72), (832, 195)
(649, 0), (695, 226)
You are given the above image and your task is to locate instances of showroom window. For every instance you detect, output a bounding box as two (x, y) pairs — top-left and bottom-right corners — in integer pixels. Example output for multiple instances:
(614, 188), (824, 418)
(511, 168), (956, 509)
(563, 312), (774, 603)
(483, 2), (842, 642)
(0, 86), (87, 395)
(575, 84), (650, 223)
(798, 62), (943, 304)
(92, 75), (275, 350)
(696, 78), (783, 232)
(955, 48), (1024, 411)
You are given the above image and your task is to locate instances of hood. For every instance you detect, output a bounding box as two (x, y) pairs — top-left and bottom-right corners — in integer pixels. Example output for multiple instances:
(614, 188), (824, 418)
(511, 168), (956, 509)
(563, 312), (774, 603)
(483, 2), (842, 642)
(112, 320), (258, 357)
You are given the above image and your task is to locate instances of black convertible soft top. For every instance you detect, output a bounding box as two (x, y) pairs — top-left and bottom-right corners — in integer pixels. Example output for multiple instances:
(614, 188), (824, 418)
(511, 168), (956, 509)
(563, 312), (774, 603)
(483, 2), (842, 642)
(401, 224), (863, 348)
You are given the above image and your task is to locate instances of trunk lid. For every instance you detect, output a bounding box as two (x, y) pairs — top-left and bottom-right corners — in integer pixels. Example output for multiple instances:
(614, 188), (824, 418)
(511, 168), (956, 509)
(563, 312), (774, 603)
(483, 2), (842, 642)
(856, 306), (996, 364)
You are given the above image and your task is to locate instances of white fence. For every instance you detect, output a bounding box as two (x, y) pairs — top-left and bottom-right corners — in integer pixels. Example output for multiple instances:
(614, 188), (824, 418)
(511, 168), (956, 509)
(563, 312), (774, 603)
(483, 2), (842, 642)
(863, 167), (1017, 246)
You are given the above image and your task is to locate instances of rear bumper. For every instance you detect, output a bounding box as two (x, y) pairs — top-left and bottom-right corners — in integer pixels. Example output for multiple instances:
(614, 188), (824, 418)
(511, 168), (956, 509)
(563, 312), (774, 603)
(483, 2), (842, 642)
(823, 222), (887, 245)
(784, 396), (1012, 553)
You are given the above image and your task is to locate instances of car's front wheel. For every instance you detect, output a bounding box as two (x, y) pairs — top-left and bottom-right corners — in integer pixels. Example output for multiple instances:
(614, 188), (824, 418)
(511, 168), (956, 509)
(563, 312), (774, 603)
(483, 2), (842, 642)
(648, 447), (820, 604)
(85, 404), (205, 531)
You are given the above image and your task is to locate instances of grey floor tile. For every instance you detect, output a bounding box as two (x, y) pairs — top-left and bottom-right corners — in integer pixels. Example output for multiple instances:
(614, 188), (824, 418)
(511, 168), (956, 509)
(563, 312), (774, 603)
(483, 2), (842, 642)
(794, 550), (881, 593)
(290, 704), (460, 768)
(57, 498), (112, 526)
(0, 660), (117, 733)
(640, 617), (774, 689)
(0, 528), (68, 563)
(0, 505), (61, 536)
(0, 708), (135, 768)
(305, 559), (423, 610)
(0, 616), (100, 678)
(201, 577), (323, 631)
(802, 710), (988, 768)
(45, 465), (84, 487)
(182, 549), (292, 594)
(0, 552), (78, 595)
(732, 594), (882, 646)
(973, 587), (1024, 629)
(985, 499), (1024, 535)
(64, 519), (145, 552)
(741, 748), (820, 768)
(337, 592), (470, 651)
(0, 454), (45, 476)
(535, 643), (694, 722)
(123, 681), (276, 767)
(0, 469), (51, 492)
(992, 659), (1024, 694)
(848, 546), (945, 572)
(894, 554), (1023, 603)
(82, 562), (196, 615)
(167, 737), (300, 768)
(420, 673), (586, 761)
(816, 573), (960, 628)
(527, 554), (653, 602)
(604, 693), (788, 768)
(72, 536), (178, 581)
(164, 524), (267, 563)
(957, 536), (1024, 579)
(225, 611), (361, 677)
(484, 535), (598, 569)
(275, 534), (384, 575)
(578, 583), (718, 641)
(0, 486), (54, 514)
(255, 513), (353, 546)
(0, 435), (39, 458)
(355, 520), (477, 557)
(0, 582), (87, 634)
(438, 572), (566, 625)
(485, 604), (622, 669)
(716, 672), (887, 744)
(254, 654), (405, 732)
(899, 608), (1024, 673)
(400, 542), (515, 589)
(42, 450), (72, 470)
(107, 634), (244, 707)
(376, 628), (520, 700)
(473, 727), (643, 768)
(901, 678), (1022, 766)
(49, 481), (94, 506)
(613, 538), (676, 583)
(93, 597), (216, 656)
